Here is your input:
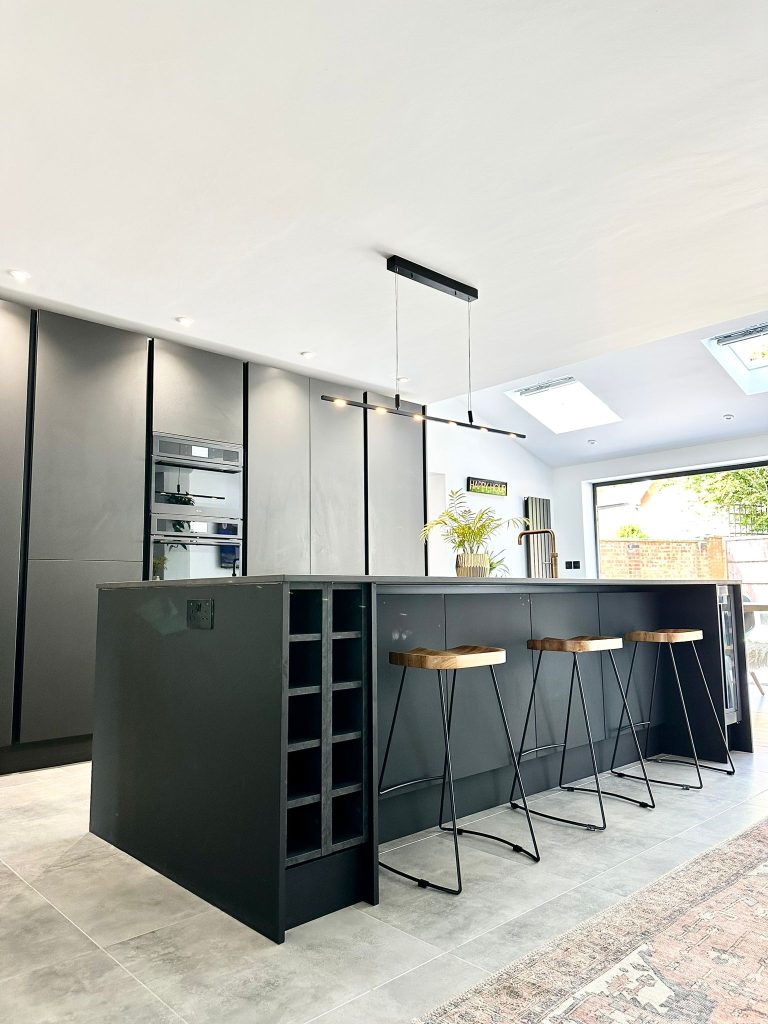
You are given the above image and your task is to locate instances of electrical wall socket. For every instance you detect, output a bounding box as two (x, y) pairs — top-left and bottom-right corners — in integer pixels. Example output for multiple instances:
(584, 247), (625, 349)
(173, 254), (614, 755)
(187, 599), (214, 630)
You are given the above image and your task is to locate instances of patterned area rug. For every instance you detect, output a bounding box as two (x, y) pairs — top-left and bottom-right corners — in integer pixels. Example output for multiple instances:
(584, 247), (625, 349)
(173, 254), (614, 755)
(417, 819), (768, 1023)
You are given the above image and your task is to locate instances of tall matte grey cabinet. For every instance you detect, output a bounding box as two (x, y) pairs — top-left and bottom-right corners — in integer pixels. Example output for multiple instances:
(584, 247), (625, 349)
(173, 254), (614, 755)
(248, 365), (311, 574)
(153, 338), (243, 444)
(364, 391), (426, 575)
(0, 302), (30, 746)
(309, 379), (365, 574)
(21, 313), (148, 742)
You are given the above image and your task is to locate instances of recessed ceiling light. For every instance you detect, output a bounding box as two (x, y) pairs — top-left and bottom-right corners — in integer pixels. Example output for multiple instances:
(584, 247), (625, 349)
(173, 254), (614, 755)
(723, 413), (735, 421)
(175, 316), (194, 328)
(300, 350), (316, 359)
(587, 439), (597, 445)
(397, 376), (410, 384)
(507, 377), (620, 434)
(7, 269), (31, 283)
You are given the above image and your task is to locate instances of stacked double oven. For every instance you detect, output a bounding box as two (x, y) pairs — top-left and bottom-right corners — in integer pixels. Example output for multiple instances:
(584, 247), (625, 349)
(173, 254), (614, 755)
(150, 435), (243, 580)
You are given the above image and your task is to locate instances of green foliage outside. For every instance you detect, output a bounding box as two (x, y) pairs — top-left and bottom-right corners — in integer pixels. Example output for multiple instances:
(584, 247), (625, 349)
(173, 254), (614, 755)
(616, 523), (648, 539)
(684, 466), (768, 534)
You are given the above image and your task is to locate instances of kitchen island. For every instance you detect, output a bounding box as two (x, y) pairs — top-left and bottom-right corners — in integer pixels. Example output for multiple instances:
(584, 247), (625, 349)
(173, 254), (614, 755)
(90, 575), (750, 942)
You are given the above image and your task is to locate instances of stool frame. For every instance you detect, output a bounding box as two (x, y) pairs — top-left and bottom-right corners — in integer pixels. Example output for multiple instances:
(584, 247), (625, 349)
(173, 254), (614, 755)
(610, 637), (736, 791)
(378, 663), (540, 896)
(510, 648), (655, 832)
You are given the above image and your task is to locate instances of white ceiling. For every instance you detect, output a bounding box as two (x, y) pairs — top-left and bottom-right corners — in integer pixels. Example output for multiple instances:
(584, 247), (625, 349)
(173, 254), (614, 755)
(1, 2), (767, 401)
(445, 309), (768, 466)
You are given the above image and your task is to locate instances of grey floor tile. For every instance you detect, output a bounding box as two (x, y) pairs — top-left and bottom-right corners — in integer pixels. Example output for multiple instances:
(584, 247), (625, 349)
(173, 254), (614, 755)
(109, 907), (366, 1024)
(308, 953), (487, 1024)
(453, 882), (625, 971)
(285, 906), (441, 988)
(366, 837), (574, 950)
(0, 950), (180, 1023)
(32, 833), (210, 946)
(0, 861), (98, 982)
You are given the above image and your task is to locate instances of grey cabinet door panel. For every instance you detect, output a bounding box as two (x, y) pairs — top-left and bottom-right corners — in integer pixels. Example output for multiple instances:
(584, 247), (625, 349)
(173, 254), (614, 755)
(309, 380), (365, 575)
(365, 392), (425, 576)
(376, 594), (446, 789)
(29, 313), (147, 562)
(0, 301), (30, 745)
(597, 591), (666, 759)
(530, 592), (605, 753)
(248, 365), (310, 574)
(21, 559), (141, 742)
(444, 593), (533, 778)
(154, 339), (243, 445)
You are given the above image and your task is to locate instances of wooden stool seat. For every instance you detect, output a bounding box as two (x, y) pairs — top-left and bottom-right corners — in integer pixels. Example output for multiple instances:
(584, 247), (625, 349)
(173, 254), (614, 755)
(625, 628), (703, 644)
(527, 635), (622, 654)
(389, 645), (506, 671)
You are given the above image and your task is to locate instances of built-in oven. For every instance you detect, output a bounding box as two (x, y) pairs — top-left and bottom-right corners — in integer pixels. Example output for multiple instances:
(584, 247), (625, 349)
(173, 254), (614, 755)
(717, 584), (740, 725)
(150, 434), (243, 580)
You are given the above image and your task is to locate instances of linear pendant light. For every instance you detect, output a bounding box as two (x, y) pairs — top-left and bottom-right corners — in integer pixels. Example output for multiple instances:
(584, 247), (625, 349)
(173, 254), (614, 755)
(322, 255), (526, 439)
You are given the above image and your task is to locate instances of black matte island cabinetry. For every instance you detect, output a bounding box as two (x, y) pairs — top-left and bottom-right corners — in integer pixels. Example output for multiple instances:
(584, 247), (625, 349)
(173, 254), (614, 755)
(90, 579), (376, 944)
(90, 575), (750, 943)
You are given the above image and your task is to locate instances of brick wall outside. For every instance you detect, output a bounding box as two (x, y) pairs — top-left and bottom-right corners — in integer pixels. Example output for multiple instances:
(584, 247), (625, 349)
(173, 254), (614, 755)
(599, 537), (728, 580)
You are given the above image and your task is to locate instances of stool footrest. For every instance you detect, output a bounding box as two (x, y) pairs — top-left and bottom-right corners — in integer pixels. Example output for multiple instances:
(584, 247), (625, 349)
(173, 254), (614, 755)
(379, 774), (444, 796)
(610, 768), (702, 791)
(614, 720), (651, 732)
(519, 742), (564, 759)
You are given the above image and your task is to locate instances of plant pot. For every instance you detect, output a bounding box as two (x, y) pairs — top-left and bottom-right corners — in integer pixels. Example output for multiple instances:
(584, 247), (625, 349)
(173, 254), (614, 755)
(455, 553), (491, 577)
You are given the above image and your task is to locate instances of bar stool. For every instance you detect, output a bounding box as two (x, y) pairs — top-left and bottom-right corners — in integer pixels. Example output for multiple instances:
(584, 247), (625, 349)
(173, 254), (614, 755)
(510, 636), (656, 831)
(610, 629), (736, 790)
(378, 645), (540, 895)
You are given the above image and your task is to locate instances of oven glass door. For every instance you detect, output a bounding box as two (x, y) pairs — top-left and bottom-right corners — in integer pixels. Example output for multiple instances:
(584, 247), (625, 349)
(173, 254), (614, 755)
(153, 462), (242, 520)
(152, 536), (241, 580)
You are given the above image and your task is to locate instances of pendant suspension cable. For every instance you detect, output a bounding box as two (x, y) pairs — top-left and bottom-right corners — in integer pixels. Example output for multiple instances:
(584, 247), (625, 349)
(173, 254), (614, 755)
(394, 274), (401, 410)
(466, 299), (473, 424)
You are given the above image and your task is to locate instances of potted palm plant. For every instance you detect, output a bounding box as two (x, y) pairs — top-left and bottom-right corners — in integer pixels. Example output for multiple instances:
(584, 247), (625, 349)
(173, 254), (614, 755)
(421, 489), (527, 577)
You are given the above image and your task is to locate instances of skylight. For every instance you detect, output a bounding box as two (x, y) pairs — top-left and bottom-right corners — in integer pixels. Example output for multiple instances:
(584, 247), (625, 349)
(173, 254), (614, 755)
(506, 377), (621, 434)
(702, 323), (768, 394)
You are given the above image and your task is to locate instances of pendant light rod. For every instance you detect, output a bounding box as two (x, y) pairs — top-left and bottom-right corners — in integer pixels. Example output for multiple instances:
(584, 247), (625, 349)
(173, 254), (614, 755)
(321, 395), (526, 438)
(394, 273), (401, 410)
(386, 255), (478, 303)
(466, 299), (473, 424)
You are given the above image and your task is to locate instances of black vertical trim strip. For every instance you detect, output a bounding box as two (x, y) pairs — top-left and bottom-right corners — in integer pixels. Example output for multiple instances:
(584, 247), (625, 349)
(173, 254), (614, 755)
(362, 392), (370, 575)
(241, 362), (249, 576)
(422, 407), (428, 577)
(142, 339), (154, 581)
(12, 309), (38, 744)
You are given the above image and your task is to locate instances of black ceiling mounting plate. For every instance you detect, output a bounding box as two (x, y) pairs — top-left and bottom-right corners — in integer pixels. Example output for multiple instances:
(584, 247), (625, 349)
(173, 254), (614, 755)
(386, 255), (478, 302)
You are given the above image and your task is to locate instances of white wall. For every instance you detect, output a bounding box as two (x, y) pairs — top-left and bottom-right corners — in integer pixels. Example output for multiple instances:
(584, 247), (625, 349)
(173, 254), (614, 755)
(426, 398), (554, 577)
(552, 433), (768, 578)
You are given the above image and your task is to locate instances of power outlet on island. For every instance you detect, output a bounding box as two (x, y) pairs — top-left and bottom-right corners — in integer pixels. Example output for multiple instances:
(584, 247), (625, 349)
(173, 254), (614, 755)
(187, 599), (214, 630)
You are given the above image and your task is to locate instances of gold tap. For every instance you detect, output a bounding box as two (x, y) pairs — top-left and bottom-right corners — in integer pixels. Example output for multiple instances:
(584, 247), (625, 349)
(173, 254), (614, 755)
(517, 529), (559, 579)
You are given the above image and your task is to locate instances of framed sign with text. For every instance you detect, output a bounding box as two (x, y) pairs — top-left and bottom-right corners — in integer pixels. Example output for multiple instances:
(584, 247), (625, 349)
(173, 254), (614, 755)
(467, 477), (507, 497)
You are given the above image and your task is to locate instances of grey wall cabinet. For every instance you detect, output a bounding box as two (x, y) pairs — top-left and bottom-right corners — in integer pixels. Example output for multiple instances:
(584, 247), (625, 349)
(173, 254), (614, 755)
(247, 365), (311, 574)
(309, 379), (365, 574)
(21, 559), (141, 742)
(365, 392), (425, 576)
(153, 338), (243, 445)
(0, 302), (31, 745)
(21, 312), (148, 742)
(29, 313), (148, 563)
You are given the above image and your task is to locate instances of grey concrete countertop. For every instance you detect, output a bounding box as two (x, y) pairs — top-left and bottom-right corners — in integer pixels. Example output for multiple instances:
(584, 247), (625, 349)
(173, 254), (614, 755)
(99, 575), (738, 589)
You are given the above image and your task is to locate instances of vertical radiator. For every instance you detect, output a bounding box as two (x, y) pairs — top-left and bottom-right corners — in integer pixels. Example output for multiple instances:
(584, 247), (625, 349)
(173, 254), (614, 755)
(523, 496), (553, 578)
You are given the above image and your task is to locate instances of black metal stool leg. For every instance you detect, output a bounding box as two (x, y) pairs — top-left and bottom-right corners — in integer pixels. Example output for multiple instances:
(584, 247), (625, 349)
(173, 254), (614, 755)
(509, 650), (542, 807)
(512, 653), (606, 832)
(596, 651), (655, 809)
(379, 669), (462, 894)
(652, 642), (736, 778)
(449, 667), (541, 863)
(437, 670), (458, 829)
(612, 641), (700, 792)
(647, 644), (704, 789)
(378, 666), (407, 795)
(558, 654), (607, 831)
